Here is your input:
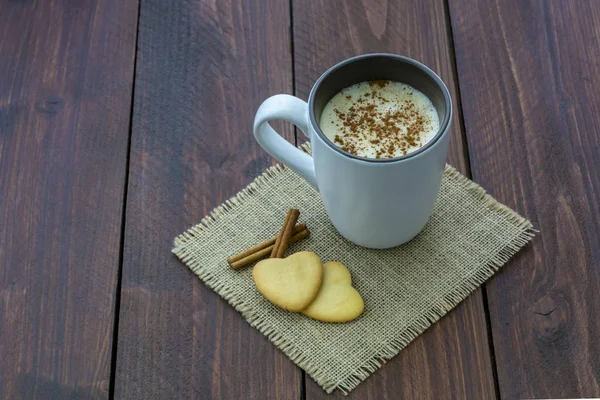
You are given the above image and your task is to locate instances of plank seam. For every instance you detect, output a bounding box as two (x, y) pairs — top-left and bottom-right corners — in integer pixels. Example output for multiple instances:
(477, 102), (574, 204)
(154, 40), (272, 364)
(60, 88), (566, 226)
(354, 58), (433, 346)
(289, 1), (305, 398)
(108, 0), (141, 397)
(290, 0), (299, 150)
(444, 0), (502, 398)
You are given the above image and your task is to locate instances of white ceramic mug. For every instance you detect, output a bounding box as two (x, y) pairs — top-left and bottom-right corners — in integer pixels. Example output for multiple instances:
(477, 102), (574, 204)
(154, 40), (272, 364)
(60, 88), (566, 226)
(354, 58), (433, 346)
(253, 54), (452, 248)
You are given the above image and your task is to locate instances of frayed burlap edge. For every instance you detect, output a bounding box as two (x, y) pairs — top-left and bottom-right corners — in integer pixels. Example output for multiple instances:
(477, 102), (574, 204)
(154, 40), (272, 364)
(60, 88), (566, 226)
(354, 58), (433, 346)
(172, 144), (535, 395)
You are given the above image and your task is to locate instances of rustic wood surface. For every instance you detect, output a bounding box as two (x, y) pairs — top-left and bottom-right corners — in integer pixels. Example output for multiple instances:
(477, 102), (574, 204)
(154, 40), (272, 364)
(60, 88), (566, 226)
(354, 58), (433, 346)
(0, 0), (137, 399)
(112, 0), (301, 399)
(292, 0), (495, 398)
(449, 0), (600, 398)
(0, 0), (138, 398)
(2, 0), (600, 398)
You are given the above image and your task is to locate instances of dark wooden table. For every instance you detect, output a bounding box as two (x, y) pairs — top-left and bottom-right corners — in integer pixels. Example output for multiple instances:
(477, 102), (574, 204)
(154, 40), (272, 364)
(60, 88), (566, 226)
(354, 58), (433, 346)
(2, 0), (599, 398)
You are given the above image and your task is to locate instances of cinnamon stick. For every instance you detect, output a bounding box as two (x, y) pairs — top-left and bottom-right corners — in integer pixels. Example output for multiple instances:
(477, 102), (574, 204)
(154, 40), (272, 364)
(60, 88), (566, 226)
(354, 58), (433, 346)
(227, 223), (306, 265)
(228, 227), (309, 270)
(271, 209), (300, 258)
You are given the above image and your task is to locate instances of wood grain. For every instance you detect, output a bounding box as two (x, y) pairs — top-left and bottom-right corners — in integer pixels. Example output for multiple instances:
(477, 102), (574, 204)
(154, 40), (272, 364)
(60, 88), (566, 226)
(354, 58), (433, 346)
(0, 0), (137, 398)
(449, 0), (600, 398)
(292, 0), (496, 398)
(113, 0), (301, 398)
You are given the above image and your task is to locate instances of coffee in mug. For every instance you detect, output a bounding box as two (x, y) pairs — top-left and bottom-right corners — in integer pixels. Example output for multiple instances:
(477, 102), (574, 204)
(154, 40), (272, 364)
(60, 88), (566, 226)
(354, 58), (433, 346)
(253, 54), (452, 249)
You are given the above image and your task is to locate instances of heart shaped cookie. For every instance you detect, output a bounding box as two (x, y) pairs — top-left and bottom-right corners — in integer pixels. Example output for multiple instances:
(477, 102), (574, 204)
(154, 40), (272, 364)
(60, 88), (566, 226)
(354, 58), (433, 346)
(302, 261), (364, 323)
(252, 251), (323, 312)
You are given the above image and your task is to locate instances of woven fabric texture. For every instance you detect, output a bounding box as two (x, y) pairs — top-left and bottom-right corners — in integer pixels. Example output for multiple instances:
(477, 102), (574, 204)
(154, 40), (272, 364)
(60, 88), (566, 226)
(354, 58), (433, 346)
(173, 157), (533, 395)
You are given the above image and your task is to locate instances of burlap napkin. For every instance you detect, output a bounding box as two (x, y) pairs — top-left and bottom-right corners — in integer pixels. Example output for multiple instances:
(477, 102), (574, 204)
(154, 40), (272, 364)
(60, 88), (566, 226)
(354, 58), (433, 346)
(173, 148), (534, 395)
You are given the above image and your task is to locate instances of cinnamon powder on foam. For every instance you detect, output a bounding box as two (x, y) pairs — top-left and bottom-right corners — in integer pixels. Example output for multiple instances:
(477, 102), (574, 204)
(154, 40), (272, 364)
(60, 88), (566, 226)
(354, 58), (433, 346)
(319, 80), (440, 159)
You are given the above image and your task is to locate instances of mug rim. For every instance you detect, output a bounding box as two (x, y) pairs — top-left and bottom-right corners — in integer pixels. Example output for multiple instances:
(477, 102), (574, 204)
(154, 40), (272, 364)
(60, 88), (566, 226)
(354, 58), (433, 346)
(308, 53), (453, 163)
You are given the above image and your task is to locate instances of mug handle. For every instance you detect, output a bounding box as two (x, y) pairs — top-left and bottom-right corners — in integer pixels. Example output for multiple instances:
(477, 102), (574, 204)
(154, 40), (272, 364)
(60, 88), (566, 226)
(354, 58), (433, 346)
(253, 94), (318, 188)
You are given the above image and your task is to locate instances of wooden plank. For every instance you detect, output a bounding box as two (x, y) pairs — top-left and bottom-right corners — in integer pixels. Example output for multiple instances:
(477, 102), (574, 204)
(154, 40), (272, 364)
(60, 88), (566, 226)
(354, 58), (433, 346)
(0, 0), (137, 398)
(292, 0), (497, 398)
(449, 0), (600, 398)
(113, 0), (301, 398)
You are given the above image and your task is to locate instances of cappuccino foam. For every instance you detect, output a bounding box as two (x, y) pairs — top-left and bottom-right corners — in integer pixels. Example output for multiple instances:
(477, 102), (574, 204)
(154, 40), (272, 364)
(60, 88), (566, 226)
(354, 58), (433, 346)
(319, 81), (440, 159)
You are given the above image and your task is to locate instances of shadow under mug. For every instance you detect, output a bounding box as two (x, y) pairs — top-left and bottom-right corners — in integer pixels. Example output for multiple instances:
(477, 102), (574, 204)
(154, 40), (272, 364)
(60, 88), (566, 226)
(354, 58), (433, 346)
(253, 53), (452, 249)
